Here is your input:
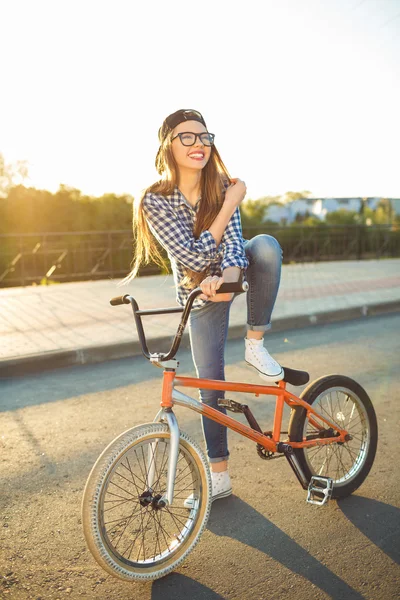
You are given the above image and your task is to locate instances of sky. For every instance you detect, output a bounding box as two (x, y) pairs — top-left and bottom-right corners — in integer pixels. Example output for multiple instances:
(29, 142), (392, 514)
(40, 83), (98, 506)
(1, 0), (399, 201)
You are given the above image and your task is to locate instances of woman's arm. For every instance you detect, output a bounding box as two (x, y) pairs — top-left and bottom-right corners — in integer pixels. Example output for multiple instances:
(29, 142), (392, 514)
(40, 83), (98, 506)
(208, 200), (238, 247)
(209, 179), (247, 246)
(220, 206), (248, 272)
(200, 200), (248, 302)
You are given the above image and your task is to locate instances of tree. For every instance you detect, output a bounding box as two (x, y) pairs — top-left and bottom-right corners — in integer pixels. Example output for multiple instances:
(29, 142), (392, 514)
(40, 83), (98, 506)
(325, 209), (358, 225)
(0, 152), (29, 197)
(0, 182), (134, 234)
(281, 190), (313, 204)
(375, 198), (394, 225)
(240, 195), (281, 226)
(303, 215), (324, 227)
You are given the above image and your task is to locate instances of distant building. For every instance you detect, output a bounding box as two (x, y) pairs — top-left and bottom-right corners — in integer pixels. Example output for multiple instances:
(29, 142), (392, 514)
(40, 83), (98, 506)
(264, 203), (288, 223)
(288, 198), (315, 221)
(392, 199), (400, 216)
(263, 197), (397, 224)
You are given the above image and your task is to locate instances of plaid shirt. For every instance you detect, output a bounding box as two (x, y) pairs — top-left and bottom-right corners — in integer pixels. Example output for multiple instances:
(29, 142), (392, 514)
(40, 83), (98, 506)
(142, 186), (249, 309)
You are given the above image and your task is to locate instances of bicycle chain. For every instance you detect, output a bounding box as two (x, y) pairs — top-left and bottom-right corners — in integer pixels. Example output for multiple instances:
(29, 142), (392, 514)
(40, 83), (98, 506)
(256, 431), (288, 460)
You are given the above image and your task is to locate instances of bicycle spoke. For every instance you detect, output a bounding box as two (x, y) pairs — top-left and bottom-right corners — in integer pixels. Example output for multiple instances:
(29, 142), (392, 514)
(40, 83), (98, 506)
(165, 506), (188, 531)
(305, 445), (325, 459)
(115, 468), (141, 489)
(104, 499), (135, 512)
(174, 461), (192, 486)
(326, 448), (334, 474)
(152, 442), (168, 490)
(153, 509), (173, 554)
(153, 511), (176, 552)
(125, 508), (151, 561)
(346, 421), (363, 432)
(174, 478), (198, 496)
(133, 503), (152, 561)
(104, 509), (141, 527)
(328, 394), (334, 420)
(337, 448), (351, 479)
(335, 450), (341, 480)
(123, 455), (146, 490)
(141, 444), (154, 489)
(172, 478), (198, 493)
(167, 507), (194, 519)
(349, 433), (364, 443)
(105, 490), (136, 502)
(336, 391), (343, 421)
(95, 429), (206, 569)
(145, 509), (164, 561)
(347, 398), (356, 424)
(318, 402), (341, 429)
(112, 506), (145, 550)
(152, 510), (163, 560)
(108, 480), (137, 499)
(149, 442), (162, 490)
(137, 506), (149, 563)
(317, 454), (328, 475)
(342, 443), (358, 465)
(303, 386), (370, 484)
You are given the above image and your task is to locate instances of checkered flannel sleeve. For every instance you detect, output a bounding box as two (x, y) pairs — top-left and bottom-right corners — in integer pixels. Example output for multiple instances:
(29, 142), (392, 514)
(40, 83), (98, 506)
(220, 207), (249, 271)
(142, 193), (218, 272)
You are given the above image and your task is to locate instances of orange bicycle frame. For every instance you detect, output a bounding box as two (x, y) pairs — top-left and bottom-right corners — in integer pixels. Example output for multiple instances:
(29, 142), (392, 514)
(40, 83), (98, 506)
(161, 371), (349, 452)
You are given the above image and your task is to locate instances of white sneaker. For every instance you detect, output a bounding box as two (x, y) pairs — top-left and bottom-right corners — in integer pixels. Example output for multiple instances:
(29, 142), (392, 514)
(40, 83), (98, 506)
(245, 337), (284, 382)
(183, 471), (232, 509)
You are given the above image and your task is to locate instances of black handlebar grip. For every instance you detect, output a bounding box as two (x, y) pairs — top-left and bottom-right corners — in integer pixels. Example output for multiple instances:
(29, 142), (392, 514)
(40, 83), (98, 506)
(110, 294), (131, 306)
(217, 281), (249, 294)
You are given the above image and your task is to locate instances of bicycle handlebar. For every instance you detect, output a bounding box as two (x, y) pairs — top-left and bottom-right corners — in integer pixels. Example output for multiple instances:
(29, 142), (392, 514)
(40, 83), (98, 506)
(110, 279), (249, 362)
(110, 294), (131, 306)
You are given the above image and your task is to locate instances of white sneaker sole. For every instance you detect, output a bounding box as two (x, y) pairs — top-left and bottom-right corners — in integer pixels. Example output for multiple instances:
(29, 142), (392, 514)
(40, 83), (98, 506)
(212, 487), (232, 502)
(183, 487), (232, 509)
(245, 360), (284, 383)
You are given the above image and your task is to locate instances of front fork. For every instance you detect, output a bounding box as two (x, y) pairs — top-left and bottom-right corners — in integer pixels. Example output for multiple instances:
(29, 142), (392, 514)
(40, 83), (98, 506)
(147, 408), (180, 506)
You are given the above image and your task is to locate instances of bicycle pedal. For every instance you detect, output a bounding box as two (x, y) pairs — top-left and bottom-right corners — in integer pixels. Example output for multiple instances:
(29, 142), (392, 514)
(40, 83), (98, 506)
(306, 476), (333, 506)
(217, 398), (245, 413)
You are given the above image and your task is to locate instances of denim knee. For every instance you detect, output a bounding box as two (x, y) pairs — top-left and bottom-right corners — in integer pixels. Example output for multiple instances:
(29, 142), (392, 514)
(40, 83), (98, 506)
(247, 234), (282, 266)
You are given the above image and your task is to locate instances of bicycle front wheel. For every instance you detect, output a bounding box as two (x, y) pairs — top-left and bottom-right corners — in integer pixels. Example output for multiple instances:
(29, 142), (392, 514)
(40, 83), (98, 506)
(82, 423), (212, 581)
(288, 375), (378, 499)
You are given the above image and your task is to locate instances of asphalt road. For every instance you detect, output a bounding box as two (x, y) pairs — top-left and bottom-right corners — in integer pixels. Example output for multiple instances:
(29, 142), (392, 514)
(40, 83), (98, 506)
(1, 314), (399, 600)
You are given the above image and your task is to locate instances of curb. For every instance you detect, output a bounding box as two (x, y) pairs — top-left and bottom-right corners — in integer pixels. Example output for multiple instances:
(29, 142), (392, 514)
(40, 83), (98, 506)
(1, 300), (400, 379)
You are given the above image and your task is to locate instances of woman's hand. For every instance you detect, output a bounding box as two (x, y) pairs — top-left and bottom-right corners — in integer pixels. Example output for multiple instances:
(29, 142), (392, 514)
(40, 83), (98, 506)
(199, 275), (234, 302)
(224, 178), (247, 208)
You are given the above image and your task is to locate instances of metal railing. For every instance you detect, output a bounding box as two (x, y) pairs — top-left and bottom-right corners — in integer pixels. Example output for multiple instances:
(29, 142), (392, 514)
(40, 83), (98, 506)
(0, 225), (399, 287)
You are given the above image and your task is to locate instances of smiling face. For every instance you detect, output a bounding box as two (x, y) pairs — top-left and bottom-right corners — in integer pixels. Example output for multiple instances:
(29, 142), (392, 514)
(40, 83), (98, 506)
(171, 120), (212, 173)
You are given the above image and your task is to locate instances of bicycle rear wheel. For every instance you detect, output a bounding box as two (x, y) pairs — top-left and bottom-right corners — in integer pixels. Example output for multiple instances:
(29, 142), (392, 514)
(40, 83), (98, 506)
(82, 423), (211, 581)
(288, 375), (378, 499)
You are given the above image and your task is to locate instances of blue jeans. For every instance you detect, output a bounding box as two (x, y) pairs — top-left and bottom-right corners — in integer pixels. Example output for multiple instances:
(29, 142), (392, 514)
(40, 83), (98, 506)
(188, 234), (282, 463)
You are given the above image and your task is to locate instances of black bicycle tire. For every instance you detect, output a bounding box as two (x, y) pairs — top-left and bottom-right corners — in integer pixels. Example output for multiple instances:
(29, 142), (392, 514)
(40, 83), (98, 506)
(288, 374), (378, 499)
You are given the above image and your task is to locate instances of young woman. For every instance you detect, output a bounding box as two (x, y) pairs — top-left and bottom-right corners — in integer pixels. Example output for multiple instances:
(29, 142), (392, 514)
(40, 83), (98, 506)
(124, 109), (283, 503)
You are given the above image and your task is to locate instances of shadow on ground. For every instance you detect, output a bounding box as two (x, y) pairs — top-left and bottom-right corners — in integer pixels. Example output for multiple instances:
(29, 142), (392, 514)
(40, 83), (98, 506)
(152, 574), (227, 600)
(338, 496), (400, 564)
(202, 495), (365, 600)
(150, 494), (400, 600)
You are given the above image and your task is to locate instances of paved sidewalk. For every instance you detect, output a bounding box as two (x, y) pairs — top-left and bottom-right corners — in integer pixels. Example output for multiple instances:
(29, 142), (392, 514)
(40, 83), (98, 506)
(1, 259), (399, 376)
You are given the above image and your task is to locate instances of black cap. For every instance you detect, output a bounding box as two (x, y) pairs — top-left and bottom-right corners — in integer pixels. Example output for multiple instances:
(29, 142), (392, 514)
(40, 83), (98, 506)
(158, 109), (207, 143)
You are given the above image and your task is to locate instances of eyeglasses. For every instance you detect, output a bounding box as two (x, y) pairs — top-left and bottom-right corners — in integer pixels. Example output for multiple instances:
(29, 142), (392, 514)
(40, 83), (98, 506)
(171, 132), (215, 147)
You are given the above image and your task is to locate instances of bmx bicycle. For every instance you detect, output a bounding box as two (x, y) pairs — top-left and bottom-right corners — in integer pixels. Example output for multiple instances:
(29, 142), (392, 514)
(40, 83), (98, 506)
(82, 280), (378, 581)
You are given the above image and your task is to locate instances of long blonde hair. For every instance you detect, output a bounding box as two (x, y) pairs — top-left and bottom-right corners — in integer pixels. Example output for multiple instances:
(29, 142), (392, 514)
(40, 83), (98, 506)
(122, 128), (231, 287)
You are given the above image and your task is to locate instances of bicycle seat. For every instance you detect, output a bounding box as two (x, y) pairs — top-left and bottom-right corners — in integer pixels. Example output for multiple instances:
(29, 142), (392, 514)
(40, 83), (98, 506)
(281, 366), (310, 386)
